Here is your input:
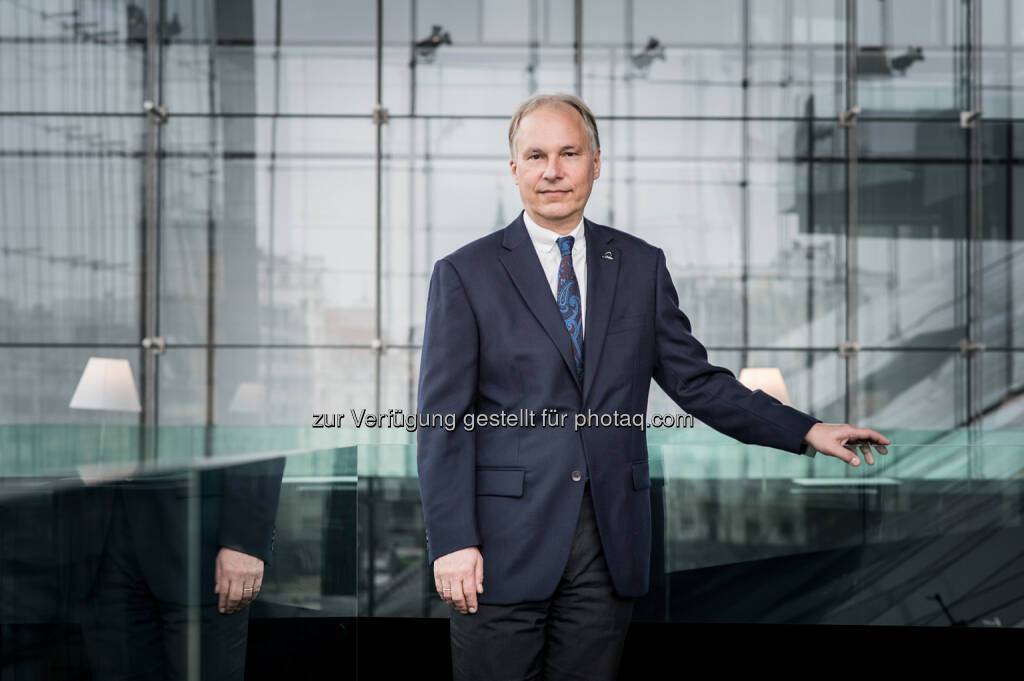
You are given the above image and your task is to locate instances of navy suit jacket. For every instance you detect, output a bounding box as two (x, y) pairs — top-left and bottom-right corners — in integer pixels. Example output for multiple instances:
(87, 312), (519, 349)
(416, 211), (821, 604)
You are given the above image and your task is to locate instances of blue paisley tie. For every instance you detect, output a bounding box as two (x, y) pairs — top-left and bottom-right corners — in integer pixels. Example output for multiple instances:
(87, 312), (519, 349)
(556, 236), (584, 382)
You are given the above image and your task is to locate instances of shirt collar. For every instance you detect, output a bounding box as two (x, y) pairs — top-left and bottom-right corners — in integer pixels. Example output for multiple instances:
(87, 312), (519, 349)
(522, 209), (585, 254)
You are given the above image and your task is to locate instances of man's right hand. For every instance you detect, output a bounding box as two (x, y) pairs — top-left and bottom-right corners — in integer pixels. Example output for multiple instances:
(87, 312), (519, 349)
(434, 546), (484, 614)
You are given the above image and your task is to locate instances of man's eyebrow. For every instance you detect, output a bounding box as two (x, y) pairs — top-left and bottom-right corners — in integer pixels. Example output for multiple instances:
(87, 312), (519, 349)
(523, 145), (581, 155)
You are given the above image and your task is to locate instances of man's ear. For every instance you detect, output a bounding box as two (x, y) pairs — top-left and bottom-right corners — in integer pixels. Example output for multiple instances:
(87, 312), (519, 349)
(592, 149), (601, 180)
(510, 158), (519, 185)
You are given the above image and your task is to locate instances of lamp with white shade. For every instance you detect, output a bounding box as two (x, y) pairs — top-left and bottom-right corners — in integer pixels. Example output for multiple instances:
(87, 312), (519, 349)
(69, 357), (141, 459)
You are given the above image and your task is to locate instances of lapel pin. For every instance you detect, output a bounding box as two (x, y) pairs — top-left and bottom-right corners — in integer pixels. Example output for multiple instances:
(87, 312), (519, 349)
(602, 251), (615, 261)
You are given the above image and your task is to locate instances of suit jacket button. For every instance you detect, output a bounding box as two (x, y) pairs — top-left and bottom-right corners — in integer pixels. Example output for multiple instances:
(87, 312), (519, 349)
(571, 470), (582, 482)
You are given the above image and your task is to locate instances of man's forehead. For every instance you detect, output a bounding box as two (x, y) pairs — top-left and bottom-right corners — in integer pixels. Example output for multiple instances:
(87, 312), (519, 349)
(518, 107), (589, 143)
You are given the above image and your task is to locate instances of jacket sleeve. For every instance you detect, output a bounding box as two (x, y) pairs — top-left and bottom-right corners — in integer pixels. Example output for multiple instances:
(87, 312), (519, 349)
(218, 456), (287, 563)
(651, 248), (820, 456)
(417, 258), (481, 564)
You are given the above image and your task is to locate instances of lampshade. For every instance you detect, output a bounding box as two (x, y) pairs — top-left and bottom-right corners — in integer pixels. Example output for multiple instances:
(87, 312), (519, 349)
(737, 367), (791, 406)
(69, 357), (142, 412)
(229, 381), (266, 413)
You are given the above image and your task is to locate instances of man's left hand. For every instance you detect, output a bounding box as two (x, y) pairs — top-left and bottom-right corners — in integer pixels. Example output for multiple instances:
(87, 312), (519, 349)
(803, 423), (890, 466)
(215, 547), (264, 614)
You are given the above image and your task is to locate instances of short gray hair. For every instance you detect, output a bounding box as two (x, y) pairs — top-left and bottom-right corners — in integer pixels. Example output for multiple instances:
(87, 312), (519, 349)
(508, 93), (600, 159)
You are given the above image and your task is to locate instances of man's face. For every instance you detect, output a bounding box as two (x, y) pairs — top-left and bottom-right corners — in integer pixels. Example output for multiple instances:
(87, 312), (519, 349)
(510, 104), (601, 233)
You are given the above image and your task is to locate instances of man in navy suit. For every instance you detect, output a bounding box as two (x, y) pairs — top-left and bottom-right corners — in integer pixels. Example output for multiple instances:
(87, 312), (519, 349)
(416, 93), (889, 680)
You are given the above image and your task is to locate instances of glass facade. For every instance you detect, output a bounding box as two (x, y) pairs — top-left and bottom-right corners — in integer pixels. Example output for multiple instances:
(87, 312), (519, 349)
(2, 1), (1024, 675)
(3, 0), (1022, 434)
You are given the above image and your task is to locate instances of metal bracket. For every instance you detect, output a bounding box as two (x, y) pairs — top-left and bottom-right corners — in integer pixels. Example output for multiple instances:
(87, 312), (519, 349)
(370, 338), (387, 354)
(960, 110), (982, 129)
(838, 106), (861, 128)
(143, 100), (169, 124)
(959, 339), (985, 357)
(372, 104), (390, 126)
(142, 336), (166, 355)
(838, 340), (860, 358)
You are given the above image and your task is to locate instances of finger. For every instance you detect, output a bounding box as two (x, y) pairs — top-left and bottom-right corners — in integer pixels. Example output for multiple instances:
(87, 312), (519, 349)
(834, 444), (860, 466)
(441, 580), (453, 606)
(253, 573), (263, 597)
(475, 557), (484, 594)
(227, 578), (243, 614)
(215, 557), (222, 594)
(858, 443), (875, 465)
(451, 580), (467, 614)
(853, 427), (890, 445)
(218, 579), (229, 612)
(464, 574), (478, 613)
(240, 582), (254, 605)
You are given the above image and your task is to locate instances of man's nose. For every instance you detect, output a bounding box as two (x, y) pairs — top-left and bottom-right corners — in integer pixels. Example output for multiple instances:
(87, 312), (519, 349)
(542, 156), (562, 179)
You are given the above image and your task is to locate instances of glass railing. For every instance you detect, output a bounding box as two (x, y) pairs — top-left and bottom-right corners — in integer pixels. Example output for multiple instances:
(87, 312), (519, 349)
(1, 427), (1022, 678)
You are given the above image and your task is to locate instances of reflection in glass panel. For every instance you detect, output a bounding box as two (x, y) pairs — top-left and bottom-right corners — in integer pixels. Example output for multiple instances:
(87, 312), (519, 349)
(857, 350), (962, 430)
(0, 117), (144, 344)
(0, 348), (141, 473)
(158, 348), (375, 430)
(0, 9), (146, 114)
(855, 163), (967, 349)
(160, 117), (375, 345)
(854, 0), (960, 115)
(749, 161), (844, 348)
(383, 0), (575, 116)
(161, 117), (374, 345)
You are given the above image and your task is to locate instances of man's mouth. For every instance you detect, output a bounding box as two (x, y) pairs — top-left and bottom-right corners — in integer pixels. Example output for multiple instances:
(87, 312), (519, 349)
(541, 189), (569, 194)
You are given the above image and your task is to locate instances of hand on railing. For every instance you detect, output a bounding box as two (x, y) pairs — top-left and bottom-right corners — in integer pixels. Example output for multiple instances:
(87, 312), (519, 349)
(802, 423), (890, 467)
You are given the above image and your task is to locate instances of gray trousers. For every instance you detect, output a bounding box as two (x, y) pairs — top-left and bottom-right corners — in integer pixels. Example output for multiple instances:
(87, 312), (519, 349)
(449, 481), (635, 681)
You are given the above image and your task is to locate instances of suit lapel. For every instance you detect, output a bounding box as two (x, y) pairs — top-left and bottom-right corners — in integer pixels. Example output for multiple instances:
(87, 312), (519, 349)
(499, 212), (582, 393)
(582, 219), (618, 403)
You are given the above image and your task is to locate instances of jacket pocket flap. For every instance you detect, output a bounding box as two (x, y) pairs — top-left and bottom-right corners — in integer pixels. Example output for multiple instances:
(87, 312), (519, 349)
(632, 461), (651, 491)
(476, 468), (525, 497)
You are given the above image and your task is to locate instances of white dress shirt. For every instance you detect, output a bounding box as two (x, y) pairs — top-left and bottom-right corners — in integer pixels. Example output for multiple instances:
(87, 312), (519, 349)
(522, 209), (587, 340)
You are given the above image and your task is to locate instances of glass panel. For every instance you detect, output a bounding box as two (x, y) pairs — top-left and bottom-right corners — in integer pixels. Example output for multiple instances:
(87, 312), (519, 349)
(749, 161), (844, 348)
(161, 118), (375, 345)
(158, 348), (376, 435)
(855, 163), (966, 348)
(164, 0), (376, 115)
(855, 0), (962, 116)
(857, 350), (963, 430)
(0, 348), (142, 469)
(383, 0), (575, 116)
(0, 116), (144, 344)
(0, 6), (146, 114)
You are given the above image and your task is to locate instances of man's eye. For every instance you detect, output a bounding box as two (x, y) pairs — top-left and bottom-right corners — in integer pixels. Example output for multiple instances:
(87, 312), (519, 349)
(528, 154), (540, 160)
(564, 152), (576, 157)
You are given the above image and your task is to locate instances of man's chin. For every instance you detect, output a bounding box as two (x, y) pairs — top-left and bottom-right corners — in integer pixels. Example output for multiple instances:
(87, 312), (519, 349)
(534, 209), (573, 223)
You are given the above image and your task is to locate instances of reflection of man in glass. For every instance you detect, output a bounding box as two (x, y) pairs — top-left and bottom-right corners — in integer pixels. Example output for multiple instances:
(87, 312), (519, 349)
(75, 457), (285, 680)
(416, 93), (890, 680)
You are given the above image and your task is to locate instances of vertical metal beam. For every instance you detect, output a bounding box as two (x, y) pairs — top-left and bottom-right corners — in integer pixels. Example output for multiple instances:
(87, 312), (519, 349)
(374, 0), (384, 420)
(574, 0), (583, 96)
(740, 0), (750, 371)
(141, 0), (163, 462)
(965, 0), (983, 475)
(366, 0), (385, 618)
(843, 0), (859, 428)
(203, 2), (221, 460)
